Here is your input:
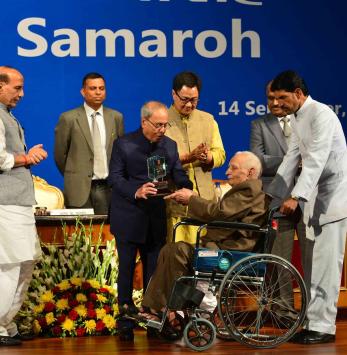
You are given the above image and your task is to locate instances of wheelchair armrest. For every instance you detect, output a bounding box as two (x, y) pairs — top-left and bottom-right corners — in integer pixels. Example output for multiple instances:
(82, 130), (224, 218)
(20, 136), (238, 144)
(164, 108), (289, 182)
(181, 218), (261, 231)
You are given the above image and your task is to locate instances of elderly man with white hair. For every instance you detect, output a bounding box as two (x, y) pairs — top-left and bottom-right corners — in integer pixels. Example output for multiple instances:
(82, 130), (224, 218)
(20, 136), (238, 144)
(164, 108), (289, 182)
(141, 151), (269, 314)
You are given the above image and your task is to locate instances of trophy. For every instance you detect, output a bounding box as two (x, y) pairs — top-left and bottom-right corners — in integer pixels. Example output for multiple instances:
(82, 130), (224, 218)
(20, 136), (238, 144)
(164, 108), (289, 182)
(147, 155), (170, 195)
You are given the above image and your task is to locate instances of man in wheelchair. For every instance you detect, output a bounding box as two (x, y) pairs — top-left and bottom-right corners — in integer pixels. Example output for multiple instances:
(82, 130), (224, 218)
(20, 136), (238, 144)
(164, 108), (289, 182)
(141, 151), (269, 315)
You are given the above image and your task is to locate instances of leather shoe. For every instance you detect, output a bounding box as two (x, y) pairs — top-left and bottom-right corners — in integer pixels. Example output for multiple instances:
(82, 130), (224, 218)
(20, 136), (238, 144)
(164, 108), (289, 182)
(0, 336), (22, 346)
(118, 328), (134, 341)
(12, 333), (35, 341)
(290, 329), (335, 344)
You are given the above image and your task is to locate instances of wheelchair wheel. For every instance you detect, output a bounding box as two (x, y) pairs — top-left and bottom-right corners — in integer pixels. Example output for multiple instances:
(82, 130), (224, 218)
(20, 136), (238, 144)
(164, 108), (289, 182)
(183, 318), (216, 351)
(159, 312), (185, 341)
(218, 254), (307, 349)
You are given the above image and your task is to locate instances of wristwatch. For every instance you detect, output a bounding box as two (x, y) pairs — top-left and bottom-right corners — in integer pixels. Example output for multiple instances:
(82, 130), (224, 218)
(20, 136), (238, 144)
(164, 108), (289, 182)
(290, 195), (300, 201)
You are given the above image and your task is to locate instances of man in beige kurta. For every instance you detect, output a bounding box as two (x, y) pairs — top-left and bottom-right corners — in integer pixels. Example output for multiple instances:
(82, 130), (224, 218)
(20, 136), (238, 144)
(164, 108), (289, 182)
(142, 152), (268, 312)
(165, 71), (226, 244)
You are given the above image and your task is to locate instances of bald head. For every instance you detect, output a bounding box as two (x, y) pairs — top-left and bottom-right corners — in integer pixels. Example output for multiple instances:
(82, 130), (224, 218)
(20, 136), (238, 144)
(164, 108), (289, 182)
(0, 66), (24, 109)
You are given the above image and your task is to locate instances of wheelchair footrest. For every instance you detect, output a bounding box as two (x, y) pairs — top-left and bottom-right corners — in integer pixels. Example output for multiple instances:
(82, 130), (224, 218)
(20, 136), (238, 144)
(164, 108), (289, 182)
(168, 280), (205, 310)
(147, 320), (162, 330)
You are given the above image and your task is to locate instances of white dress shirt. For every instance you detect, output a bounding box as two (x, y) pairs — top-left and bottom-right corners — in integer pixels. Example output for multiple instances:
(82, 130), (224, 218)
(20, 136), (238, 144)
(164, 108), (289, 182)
(84, 103), (108, 179)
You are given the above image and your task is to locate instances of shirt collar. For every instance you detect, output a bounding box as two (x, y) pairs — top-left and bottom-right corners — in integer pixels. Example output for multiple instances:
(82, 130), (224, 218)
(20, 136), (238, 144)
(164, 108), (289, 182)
(84, 102), (104, 117)
(295, 95), (313, 118)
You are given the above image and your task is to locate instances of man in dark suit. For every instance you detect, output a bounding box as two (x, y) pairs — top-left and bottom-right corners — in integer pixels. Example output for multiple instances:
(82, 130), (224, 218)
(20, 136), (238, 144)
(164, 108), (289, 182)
(250, 81), (306, 323)
(108, 101), (192, 340)
(54, 72), (124, 214)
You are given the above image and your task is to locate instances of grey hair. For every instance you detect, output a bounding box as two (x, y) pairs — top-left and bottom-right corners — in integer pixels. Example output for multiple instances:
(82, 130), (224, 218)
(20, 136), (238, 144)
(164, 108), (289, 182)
(141, 101), (167, 119)
(234, 151), (262, 178)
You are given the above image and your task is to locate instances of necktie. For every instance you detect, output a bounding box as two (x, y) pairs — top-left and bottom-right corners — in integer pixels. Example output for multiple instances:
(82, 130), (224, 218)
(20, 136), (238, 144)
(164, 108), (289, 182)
(91, 112), (106, 178)
(281, 116), (292, 139)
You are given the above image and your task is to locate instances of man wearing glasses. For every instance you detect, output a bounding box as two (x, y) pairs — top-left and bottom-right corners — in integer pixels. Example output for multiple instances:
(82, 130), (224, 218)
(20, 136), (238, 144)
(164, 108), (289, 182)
(108, 101), (192, 341)
(165, 71), (226, 244)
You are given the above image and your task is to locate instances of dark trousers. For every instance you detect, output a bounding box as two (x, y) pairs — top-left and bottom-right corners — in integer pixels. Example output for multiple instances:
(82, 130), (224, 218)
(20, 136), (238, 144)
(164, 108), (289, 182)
(70, 180), (111, 215)
(116, 237), (164, 330)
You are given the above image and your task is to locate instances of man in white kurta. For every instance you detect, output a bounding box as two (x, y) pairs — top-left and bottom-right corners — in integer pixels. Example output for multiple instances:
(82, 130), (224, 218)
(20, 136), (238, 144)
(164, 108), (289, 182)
(0, 66), (47, 346)
(267, 70), (347, 345)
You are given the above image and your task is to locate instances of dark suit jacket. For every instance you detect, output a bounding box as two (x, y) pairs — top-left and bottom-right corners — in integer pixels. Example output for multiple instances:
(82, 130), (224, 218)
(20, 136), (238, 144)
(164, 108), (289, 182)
(54, 105), (124, 207)
(108, 129), (192, 244)
(250, 114), (287, 191)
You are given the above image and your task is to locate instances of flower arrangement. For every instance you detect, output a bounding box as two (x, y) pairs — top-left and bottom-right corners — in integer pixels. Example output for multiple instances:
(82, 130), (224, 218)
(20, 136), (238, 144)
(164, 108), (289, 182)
(16, 219), (143, 337)
(32, 277), (118, 337)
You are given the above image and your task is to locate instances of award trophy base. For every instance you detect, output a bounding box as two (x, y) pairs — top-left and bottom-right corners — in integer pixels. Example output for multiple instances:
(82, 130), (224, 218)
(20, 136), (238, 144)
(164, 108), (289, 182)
(153, 180), (171, 197)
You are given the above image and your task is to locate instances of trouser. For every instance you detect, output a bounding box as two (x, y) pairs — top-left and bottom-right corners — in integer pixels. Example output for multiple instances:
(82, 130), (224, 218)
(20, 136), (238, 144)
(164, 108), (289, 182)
(271, 216), (307, 318)
(142, 242), (194, 312)
(116, 238), (164, 330)
(70, 180), (111, 215)
(304, 218), (347, 334)
(0, 260), (35, 336)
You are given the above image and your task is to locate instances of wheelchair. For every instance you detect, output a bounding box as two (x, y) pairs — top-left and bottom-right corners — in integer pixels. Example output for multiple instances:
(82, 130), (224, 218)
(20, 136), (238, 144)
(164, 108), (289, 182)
(145, 206), (308, 351)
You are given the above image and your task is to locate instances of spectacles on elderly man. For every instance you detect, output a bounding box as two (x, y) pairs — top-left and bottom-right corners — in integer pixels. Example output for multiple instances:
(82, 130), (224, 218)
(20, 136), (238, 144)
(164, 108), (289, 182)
(145, 118), (170, 130)
(175, 91), (199, 105)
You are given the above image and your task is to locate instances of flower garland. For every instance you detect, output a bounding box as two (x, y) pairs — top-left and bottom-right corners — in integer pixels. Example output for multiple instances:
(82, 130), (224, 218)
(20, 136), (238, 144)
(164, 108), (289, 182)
(32, 277), (118, 337)
(16, 220), (143, 337)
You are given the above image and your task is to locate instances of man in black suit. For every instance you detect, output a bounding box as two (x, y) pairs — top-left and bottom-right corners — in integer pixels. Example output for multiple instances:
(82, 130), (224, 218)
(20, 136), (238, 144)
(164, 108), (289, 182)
(250, 81), (306, 324)
(108, 101), (192, 340)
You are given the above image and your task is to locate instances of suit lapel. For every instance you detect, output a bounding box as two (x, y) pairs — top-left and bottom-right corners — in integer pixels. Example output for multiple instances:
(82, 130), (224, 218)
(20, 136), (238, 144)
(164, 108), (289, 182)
(76, 106), (93, 152)
(264, 114), (287, 153)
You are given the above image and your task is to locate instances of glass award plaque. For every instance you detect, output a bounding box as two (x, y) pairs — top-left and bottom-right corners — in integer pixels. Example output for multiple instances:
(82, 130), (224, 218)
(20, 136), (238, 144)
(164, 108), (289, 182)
(147, 155), (170, 196)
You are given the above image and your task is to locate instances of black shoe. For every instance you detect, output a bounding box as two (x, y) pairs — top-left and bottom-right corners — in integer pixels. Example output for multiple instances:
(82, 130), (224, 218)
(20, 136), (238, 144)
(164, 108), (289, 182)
(119, 304), (139, 320)
(12, 333), (35, 341)
(118, 328), (134, 341)
(0, 336), (22, 346)
(290, 329), (335, 344)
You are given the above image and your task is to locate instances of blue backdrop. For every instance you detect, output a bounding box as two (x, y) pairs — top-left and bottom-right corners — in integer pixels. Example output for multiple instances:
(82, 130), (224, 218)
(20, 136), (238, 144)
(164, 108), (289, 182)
(1, 0), (346, 189)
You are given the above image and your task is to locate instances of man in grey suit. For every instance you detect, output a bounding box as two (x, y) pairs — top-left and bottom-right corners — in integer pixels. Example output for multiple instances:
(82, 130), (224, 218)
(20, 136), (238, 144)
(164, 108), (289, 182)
(267, 70), (347, 344)
(54, 72), (124, 214)
(250, 81), (306, 325)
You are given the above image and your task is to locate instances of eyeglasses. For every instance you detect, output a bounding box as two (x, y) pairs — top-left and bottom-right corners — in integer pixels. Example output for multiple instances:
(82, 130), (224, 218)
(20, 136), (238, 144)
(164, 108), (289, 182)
(145, 118), (169, 130)
(175, 91), (199, 105)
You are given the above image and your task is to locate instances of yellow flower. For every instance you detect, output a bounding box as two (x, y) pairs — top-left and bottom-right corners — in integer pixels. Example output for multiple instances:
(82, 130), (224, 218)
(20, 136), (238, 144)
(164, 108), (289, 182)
(56, 298), (69, 311)
(33, 320), (41, 334)
(45, 312), (56, 325)
(74, 304), (87, 318)
(96, 294), (107, 303)
(112, 304), (119, 316)
(57, 279), (71, 291)
(103, 314), (116, 330)
(84, 319), (96, 334)
(102, 285), (115, 295)
(33, 303), (45, 314)
(76, 293), (87, 303)
(96, 308), (106, 320)
(62, 318), (75, 332)
(87, 279), (100, 289)
(70, 277), (82, 286)
(40, 290), (54, 303)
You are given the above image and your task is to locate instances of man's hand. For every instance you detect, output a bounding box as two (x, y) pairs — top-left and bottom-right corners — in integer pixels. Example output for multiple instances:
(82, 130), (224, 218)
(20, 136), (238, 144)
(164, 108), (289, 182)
(135, 182), (157, 199)
(280, 198), (299, 215)
(164, 188), (196, 205)
(27, 144), (48, 165)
